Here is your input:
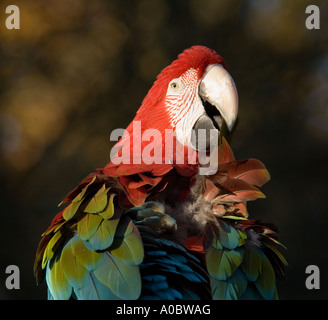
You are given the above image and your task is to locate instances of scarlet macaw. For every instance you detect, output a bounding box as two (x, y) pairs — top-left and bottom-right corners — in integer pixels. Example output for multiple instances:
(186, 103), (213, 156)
(34, 46), (286, 300)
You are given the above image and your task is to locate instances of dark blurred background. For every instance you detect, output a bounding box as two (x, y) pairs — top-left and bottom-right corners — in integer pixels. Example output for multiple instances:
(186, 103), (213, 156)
(0, 0), (327, 299)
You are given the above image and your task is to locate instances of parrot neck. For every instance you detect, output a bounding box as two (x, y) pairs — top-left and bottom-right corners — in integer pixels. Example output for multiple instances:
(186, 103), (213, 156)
(103, 117), (198, 207)
(105, 118), (199, 178)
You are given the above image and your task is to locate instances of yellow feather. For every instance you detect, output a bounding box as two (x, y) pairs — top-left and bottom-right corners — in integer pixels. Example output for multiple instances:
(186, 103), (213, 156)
(73, 176), (97, 203)
(77, 213), (103, 241)
(71, 236), (102, 271)
(99, 193), (115, 220)
(84, 184), (110, 214)
(62, 200), (82, 221)
(42, 231), (62, 269)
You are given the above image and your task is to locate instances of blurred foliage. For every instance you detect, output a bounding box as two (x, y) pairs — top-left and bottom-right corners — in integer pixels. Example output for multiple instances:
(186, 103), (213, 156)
(0, 0), (327, 299)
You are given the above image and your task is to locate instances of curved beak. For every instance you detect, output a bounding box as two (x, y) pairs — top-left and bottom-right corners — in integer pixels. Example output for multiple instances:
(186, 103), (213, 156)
(199, 64), (238, 132)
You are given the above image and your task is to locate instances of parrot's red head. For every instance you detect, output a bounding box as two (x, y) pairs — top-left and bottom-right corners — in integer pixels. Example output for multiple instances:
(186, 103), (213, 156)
(135, 45), (238, 146)
(105, 46), (238, 179)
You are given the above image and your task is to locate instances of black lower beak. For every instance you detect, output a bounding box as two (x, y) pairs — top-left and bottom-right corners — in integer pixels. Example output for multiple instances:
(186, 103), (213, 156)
(191, 99), (226, 151)
(191, 114), (219, 151)
(202, 98), (223, 131)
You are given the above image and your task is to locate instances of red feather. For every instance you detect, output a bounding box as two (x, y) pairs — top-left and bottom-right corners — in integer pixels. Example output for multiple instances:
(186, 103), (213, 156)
(103, 46), (226, 203)
(201, 138), (270, 218)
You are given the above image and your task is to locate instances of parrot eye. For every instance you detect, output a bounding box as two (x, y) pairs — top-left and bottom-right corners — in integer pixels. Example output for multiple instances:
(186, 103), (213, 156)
(170, 82), (178, 89)
(167, 78), (184, 95)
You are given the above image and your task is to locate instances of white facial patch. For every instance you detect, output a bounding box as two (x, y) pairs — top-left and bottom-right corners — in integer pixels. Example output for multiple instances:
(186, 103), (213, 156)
(165, 68), (205, 148)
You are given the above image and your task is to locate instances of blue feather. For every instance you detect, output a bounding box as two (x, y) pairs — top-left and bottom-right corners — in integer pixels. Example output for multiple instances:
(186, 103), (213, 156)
(181, 288), (202, 300)
(146, 250), (168, 256)
(142, 274), (166, 282)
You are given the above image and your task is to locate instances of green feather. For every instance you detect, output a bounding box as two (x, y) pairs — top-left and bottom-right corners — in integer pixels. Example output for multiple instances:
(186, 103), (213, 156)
(62, 200), (82, 221)
(47, 260), (72, 300)
(240, 246), (263, 282)
(239, 284), (262, 300)
(211, 269), (248, 300)
(60, 238), (89, 289)
(71, 236), (102, 272)
(93, 252), (142, 299)
(42, 230), (62, 269)
(237, 229), (247, 246)
(206, 246), (243, 281)
(110, 218), (144, 265)
(254, 251), (276, 300)
(74, 272), (120, 300)
(77, 213), (103, 241)
(262, 233), (287, 250)
(217, 248), (243, 280)
(85, 218), (120, 251)
(221, 215), (248, 221)
(84, 184), (109, 214)
(265, 243), (288, 267)
(218, 220), (240, 249)
(99, 193), (115, 220)
(205, 246), (223, 279)
(211, 234), (223, 250)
